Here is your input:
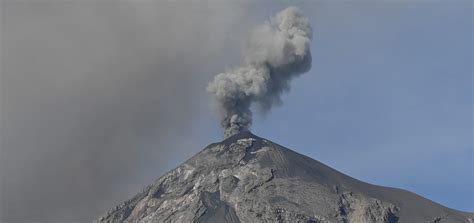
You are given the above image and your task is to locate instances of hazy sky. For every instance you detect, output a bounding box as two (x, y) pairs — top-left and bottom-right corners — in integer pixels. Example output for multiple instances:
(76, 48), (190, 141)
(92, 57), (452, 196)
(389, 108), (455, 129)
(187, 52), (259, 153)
(1, 0), (472, 222)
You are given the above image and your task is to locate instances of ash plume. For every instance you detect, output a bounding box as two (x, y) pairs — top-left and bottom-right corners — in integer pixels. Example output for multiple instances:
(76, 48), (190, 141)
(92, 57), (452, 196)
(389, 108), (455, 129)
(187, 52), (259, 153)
(207, 7), (313, 137)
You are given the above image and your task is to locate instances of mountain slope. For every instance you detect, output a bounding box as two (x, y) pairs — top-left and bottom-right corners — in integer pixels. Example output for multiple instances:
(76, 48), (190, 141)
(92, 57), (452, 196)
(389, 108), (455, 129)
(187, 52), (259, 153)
(97, 131), (473, 223)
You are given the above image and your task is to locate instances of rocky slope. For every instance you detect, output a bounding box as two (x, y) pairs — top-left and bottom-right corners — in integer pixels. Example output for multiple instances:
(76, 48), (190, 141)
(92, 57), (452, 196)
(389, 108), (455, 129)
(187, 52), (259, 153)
(97, 131), (473, 223)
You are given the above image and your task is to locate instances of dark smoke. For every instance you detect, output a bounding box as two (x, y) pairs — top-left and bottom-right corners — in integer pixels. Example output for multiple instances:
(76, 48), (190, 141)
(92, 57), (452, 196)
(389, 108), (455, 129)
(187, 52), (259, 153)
(207, 7), (313, 137)
(0, 1), (255, 222)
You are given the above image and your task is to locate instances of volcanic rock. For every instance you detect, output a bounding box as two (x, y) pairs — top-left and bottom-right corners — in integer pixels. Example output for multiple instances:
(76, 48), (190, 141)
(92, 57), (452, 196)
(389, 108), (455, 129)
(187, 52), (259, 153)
(97, 131), (473, 223)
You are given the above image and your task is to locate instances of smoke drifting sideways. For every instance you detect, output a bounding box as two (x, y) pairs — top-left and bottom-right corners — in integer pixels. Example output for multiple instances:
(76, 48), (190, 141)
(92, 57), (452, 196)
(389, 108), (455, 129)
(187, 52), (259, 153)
(0, 1), (256, 222)
(207, 7), (313, 138)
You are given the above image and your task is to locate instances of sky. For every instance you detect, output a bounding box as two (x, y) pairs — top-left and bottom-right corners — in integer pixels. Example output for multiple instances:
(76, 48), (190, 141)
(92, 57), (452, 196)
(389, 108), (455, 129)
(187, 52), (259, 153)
(1, 0), (472, 222)
(251, 0), (473, 212)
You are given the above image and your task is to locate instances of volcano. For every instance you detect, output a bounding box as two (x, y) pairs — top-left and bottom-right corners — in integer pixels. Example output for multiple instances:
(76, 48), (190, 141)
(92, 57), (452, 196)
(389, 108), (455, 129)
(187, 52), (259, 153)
(97, 132), (473, 222)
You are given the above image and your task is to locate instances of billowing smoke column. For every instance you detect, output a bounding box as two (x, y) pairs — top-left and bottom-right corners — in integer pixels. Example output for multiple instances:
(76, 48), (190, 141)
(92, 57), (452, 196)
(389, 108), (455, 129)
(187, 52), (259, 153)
(207, 7), (313, 137)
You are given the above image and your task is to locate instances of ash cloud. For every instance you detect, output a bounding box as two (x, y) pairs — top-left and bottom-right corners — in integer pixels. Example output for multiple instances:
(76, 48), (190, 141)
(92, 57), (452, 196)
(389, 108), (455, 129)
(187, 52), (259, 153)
(207, 7), (313, 137)
(0, 1), (254, 222)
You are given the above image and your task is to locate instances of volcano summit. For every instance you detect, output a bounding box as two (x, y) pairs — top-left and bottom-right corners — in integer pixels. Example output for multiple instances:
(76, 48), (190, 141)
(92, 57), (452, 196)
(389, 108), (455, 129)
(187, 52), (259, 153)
(98, 132), (473, 223)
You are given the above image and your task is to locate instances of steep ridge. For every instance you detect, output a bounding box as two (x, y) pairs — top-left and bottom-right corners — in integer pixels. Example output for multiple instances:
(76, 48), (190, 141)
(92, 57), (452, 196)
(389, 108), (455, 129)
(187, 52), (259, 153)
(98, 131), (473, 223)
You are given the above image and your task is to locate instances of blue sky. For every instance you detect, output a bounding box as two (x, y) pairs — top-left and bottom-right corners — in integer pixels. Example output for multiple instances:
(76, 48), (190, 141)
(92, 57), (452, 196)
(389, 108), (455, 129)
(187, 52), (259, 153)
(248, 1), (473, 211)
